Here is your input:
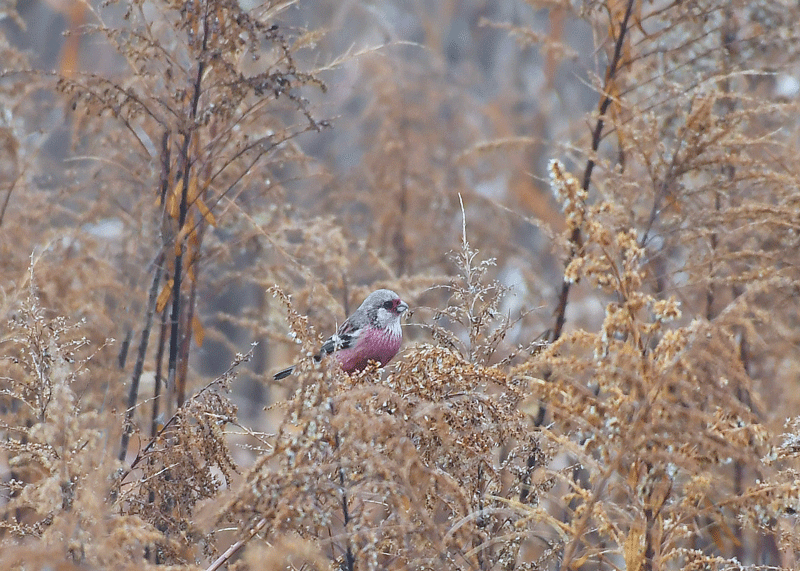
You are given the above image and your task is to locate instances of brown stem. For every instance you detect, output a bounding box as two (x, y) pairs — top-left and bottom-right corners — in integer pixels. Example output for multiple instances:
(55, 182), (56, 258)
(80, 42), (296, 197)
(151, 304), (168, 438)
(329, 400), (356, 570)
(0, 174), (18, 228)
(554, 2), (638, 568)
(176, 267), (200, 406)
(550, 0), (637, 343)
(119, 254), (164, 462)
(205, 518), (268, 571)
(167, 2), (209, 400)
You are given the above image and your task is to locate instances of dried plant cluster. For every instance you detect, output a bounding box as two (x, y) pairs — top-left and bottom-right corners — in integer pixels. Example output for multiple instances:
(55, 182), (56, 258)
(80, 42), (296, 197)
(2, 0), (800, 569)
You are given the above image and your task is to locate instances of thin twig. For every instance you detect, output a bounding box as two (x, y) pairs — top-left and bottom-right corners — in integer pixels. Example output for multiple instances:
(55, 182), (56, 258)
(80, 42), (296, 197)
(205, 517), (267, 571)
(0, 173), (19, 228)
(330, 399), (356, 571)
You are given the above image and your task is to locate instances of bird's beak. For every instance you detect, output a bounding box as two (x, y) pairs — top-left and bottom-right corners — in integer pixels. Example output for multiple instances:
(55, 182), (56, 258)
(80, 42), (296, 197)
(398, 301), (409, 315)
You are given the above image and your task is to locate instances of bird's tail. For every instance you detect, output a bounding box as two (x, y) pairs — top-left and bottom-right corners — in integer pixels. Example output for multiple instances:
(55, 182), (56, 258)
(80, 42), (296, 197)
(273, 365), (295, 380)
(274, 353), (325, 380)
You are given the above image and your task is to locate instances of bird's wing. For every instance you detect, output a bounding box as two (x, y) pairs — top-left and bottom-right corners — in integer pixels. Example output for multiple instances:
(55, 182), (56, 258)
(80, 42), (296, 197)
(276, 318), (361, 378)
(316, 318), (360, 360)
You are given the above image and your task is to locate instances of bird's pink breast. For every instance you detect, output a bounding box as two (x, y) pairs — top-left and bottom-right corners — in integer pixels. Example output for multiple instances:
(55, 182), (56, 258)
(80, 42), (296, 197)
(335, 327), (402, 373)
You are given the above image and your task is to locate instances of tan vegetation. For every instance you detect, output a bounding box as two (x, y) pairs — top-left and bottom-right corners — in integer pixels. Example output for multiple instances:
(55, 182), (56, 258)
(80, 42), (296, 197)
(1, 0), (800, 569)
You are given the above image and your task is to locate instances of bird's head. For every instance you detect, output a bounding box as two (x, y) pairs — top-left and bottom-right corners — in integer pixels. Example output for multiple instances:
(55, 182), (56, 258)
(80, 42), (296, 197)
(362, 289), (409, 330)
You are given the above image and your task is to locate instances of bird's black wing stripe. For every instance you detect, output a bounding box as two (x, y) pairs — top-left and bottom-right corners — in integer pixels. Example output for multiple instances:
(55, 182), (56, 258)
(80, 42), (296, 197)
(273, 365), (295, 380)
(317, 331), (356, 359)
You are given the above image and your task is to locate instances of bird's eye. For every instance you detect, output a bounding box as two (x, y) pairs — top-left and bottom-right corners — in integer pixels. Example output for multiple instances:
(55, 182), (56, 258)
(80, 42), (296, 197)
(382, 300), (395, 310)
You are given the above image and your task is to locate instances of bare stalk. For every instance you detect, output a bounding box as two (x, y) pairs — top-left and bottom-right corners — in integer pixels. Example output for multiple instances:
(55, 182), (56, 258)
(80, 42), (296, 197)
(551, 0), (636, 343)
(119, 254), (164, 462)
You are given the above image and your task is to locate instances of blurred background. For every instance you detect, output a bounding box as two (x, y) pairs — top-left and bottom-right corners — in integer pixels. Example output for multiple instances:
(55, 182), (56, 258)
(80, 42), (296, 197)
(4, 0), (800, 432)
(1, 0), (606, 425)
(4, 0), (800, 567)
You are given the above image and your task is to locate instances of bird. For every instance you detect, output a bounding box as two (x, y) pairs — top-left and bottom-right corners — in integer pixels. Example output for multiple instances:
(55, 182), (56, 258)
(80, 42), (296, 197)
(273, 289), (409, 380)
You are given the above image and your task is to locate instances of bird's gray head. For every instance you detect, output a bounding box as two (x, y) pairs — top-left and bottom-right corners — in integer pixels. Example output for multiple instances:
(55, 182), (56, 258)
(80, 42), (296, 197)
(361, 289), (409, 331)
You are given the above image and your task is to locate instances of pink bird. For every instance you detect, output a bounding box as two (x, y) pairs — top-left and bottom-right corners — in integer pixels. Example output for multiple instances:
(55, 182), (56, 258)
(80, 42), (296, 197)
(274, 289), (409, 380)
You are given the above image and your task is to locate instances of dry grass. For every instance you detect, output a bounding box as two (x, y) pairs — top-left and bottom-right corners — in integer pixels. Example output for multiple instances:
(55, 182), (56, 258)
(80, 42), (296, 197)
(2, 0), (800, 569)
